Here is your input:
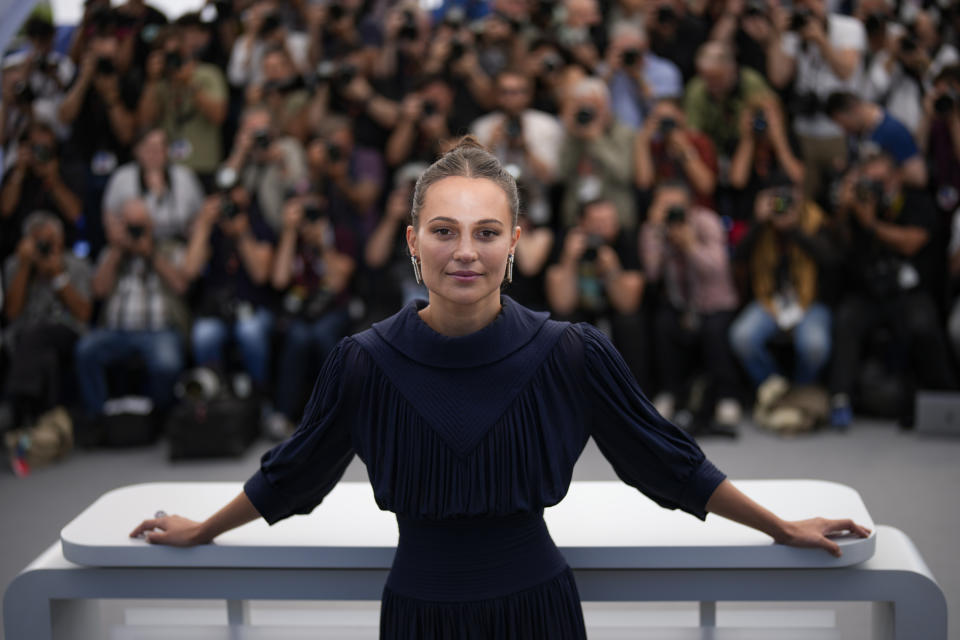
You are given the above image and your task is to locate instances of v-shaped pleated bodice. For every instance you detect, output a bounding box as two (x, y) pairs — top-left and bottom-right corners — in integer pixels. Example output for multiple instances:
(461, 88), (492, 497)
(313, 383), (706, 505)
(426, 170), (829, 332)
(244, 296), (725, 638)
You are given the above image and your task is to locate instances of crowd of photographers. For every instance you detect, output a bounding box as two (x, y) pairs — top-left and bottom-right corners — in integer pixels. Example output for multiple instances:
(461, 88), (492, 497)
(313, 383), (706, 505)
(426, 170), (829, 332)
(2, 0), (960, 446)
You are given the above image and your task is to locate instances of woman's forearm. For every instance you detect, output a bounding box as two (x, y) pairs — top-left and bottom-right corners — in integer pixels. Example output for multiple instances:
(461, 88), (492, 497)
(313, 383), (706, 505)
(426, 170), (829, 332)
(705, 479), (788, 541)
(196, 491), (262, 544)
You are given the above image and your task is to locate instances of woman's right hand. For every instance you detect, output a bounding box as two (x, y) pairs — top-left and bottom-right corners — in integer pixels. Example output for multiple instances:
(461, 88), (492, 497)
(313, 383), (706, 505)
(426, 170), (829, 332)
(129, 514), (209, 547)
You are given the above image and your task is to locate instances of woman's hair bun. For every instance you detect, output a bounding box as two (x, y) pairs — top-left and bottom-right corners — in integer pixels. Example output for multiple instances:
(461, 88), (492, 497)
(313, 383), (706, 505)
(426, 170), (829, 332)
(449, 134), (488, 154)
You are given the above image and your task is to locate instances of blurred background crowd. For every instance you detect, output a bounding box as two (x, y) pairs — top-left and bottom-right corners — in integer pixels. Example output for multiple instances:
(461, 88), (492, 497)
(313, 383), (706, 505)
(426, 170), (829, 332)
(2, 0), (960, 452)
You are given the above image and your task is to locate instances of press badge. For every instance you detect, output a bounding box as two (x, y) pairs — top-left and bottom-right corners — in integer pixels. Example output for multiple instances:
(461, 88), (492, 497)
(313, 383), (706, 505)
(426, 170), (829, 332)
(91, 150), (118, 176)
(170, 138), (193, 161)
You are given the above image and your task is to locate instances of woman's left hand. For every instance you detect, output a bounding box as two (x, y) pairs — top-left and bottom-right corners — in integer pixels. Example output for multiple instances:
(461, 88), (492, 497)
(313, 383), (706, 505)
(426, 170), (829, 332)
(776, 518), (872, 557)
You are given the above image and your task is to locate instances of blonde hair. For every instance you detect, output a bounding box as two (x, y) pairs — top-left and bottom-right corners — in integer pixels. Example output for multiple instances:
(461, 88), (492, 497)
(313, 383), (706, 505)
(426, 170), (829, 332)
(410, 135), (520, 228)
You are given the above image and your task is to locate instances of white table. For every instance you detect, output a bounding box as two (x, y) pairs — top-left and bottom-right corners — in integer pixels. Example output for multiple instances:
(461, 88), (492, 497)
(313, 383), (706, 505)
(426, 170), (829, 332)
(2, 480), (946, 639)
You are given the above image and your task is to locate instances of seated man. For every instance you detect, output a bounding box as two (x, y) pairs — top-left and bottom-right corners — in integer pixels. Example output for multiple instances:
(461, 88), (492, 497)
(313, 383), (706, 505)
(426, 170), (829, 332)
(74, 198), (190, 421)
(546, 198), (647, 386)
(826, 91), (927, 188)
(729, 176), (841, 412)
(3, 212), (92, 427)
(640, 182), (742, 434)
(829, 151), (956, 428)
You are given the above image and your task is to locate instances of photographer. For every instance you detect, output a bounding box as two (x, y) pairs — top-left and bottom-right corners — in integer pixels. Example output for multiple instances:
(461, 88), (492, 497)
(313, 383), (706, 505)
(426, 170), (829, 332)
(3, 212), (91, 429)
(635, 98), (717, 208)
(917, 65), (960, 213)
(1, 54), (37, 169)
(603, 24), (683, 130)
(385, 75), (456, 168)
(684, 41), (786, 176)
(267, 198), (356, 436)
(728, 92), (805, 198)
(245, 46), (310, 141)
(221, 105), (307, 233)
(58, 26), (141, 256)
(828, 152), (956, 429)
(22, 16), (75, 140)
(363, 163), (427, 320)
(74, 198), (190, 420)
(546, 198), (647, 385)
(644, 0), (710, 82)
(729, 177), (840, 404)
(0, 122), (83, 262)
(138, 25), (228, 181)
(557, 77), (637, 229)
(764, 0), (866, 200)
(373, 4), (431, 85)
(305, 115), (385, 239)
(183, 182), (276, 398)
(826, 91), (927, 188)
(423, 11), (497, 124)
(227, 2), (309, 88)
(101, 128), (204, 242)
(640, 182), (742, 433)
(471, 69), (563, 225)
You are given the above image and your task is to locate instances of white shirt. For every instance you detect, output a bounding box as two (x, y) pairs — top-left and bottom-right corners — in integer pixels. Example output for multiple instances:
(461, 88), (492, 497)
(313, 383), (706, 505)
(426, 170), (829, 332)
(102, 163), (204, 241)
(782, 13), (866, 138)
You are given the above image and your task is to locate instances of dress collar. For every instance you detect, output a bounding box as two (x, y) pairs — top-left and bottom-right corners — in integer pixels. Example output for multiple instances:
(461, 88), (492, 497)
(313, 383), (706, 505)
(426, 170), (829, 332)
(371, 295), (551, 369)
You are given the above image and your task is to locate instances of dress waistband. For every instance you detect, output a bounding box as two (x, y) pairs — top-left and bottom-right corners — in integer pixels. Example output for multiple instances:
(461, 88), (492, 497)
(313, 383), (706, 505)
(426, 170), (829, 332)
(385, 511), (568, 602)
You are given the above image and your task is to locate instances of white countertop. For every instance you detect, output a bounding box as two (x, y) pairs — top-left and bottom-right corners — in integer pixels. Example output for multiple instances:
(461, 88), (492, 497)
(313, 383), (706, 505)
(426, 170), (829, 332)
(60, 480), (875, 570)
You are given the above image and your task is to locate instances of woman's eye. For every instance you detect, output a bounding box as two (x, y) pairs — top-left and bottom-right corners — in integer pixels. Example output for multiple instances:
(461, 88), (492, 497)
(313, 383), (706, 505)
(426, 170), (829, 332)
(478, 229), (500, 239)
(432, 227), (452, 236)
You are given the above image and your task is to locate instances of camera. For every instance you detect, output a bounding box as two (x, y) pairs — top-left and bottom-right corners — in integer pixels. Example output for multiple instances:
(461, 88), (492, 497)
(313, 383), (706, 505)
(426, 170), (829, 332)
(399, 10), (419, 40)
(771, 191), (794, 216)
(855, 177), (885, 202)
(164, 50), (183, 74)
(658, 116), (677, 136)
(657, 5), (677, 24)
(304, 203), (324, 222)
(506, 117), (523, 140)
(899, 36), (918, 53)
(789, 8), (813, 31)
(127, 223), (146, 240)
(328, 2), (346, 20)
(575, 106), (596, 126)
(422, 100), (438, 117)
(864, 12), (887, 36)
(35, 239), (52, 257)
(450, 37), (466, 60)
(31, 143), (53, 164)
(541, 52), (563, 73)
(666, 205), (686, 225)
(444, 7), (466, 29)
(326, 141), (344, 163)
(621, 48), (642, 67)
(743, 0), (767, 18)
(96, 56), (116, 75)
(252, 129), (271, 150)
(934, 89), (958, 114)
(752, 110), (768, 133)
(582, 233), (606, 262)
(259, 12), (282, 38)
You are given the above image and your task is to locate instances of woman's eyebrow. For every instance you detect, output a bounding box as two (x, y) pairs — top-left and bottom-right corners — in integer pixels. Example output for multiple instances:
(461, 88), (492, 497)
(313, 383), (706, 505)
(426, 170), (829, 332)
(426, 217), (505, 226)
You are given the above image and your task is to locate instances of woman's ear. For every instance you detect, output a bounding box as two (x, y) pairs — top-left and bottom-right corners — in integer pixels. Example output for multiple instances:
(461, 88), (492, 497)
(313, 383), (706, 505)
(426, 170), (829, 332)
(406, 224), (418, 256)
(511, 225), (522, 252)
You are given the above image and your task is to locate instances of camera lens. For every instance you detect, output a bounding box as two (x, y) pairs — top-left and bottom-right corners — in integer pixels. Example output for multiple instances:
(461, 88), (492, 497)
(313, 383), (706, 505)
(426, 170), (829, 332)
(575, 106), (595, 126)
(96, 57), (116, 75)
(622, 48), (641, 66)
(935, 93), (956, 114)
(666, 205), (686, 224)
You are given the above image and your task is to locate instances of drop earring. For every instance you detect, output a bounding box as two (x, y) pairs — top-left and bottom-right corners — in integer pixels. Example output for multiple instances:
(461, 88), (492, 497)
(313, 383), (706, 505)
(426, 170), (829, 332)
(506, 253), (515, 284)
(411, 255), (422, 285)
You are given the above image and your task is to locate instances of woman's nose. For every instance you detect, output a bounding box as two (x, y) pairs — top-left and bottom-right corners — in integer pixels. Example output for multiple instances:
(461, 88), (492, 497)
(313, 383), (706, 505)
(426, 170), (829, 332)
(452, 235), (479, 262)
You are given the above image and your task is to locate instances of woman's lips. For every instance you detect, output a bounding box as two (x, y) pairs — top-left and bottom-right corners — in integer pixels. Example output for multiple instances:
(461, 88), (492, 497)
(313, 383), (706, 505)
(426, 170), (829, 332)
(449, 271), (482, 281)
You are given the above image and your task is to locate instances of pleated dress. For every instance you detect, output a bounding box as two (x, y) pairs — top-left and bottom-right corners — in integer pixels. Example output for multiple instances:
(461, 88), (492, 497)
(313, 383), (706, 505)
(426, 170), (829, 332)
(243, 295), (726, 639)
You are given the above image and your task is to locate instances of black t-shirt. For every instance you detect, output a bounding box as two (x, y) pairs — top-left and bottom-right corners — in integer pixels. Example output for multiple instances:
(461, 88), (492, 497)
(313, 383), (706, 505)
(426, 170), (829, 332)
(650, 16), (710, 82)
(64, 71), (142, 166)
(846, 189), (939, 297)
(0, 163), (85, 262)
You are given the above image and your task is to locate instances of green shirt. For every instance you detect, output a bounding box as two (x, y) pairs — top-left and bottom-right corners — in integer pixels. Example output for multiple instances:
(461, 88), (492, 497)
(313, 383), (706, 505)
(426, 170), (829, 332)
(684, 67), (771, 157)
(154, 63), (227, 174)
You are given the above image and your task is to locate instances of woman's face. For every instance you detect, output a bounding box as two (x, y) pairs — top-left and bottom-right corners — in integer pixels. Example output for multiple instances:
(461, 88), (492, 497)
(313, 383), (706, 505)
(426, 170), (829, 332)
(407, 176), (520, 310)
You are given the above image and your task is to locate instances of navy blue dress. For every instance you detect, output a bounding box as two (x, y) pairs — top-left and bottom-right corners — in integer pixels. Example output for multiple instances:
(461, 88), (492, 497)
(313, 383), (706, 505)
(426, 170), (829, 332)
(244, 296), (726, 639)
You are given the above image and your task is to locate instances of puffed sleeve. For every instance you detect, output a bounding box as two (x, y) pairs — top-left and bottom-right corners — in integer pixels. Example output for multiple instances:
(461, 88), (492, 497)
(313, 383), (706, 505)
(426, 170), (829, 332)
(243, 339), (356, 524)
(583, 324), (726, 520)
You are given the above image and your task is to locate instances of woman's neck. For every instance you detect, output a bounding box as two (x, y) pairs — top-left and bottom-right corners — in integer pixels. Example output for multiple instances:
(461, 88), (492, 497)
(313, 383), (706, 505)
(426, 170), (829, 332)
(418, 293), (503, 337)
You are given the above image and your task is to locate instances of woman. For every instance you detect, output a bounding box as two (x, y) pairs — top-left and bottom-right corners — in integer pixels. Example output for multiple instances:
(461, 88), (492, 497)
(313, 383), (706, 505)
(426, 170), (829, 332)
(131, 137), (870, 639)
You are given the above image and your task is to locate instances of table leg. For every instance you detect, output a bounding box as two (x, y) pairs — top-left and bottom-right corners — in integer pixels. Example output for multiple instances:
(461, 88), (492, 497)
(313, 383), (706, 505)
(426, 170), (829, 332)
(699, 601), (716, 627)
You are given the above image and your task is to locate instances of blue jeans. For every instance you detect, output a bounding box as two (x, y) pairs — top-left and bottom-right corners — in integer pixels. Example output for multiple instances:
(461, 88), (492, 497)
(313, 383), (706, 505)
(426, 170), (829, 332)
(729, 301), (831, 386)
(192, 308), (274, 385)
(275, 310), (350, 419)
(74, 329), (184, 416)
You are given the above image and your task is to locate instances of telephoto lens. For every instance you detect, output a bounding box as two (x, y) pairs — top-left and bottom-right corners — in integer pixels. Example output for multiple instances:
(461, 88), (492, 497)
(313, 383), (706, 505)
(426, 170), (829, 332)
(575, 106), (596, 126)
